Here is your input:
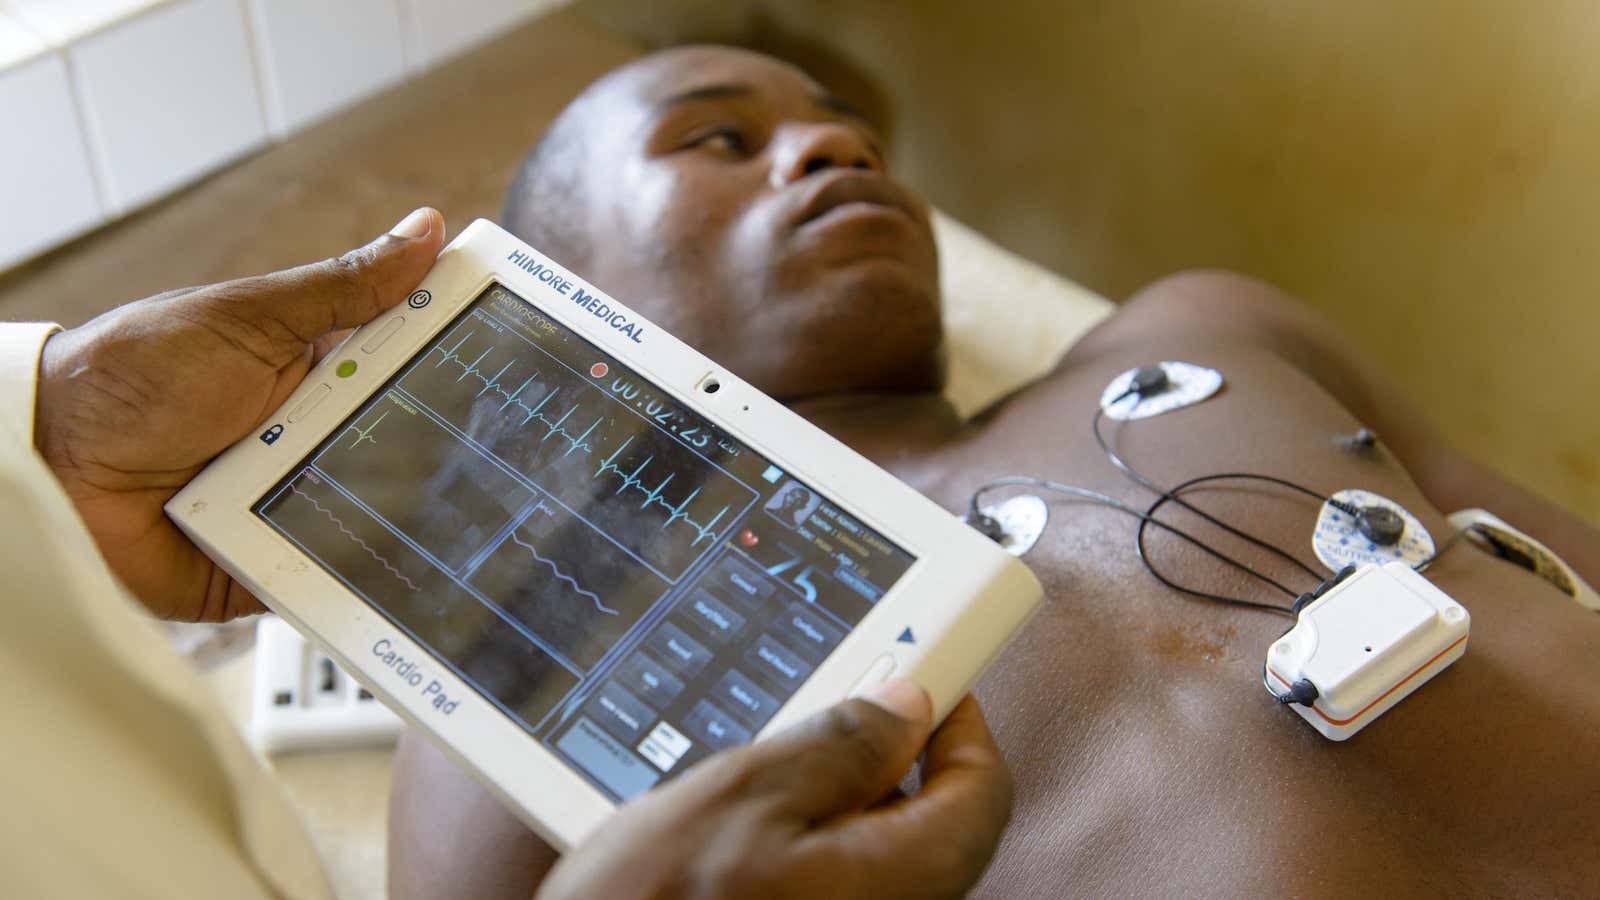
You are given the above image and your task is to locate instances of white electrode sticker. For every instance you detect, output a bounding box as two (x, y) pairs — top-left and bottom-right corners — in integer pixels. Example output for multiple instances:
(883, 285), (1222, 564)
(1313, 489), (1435, 570)
(978, 494), (1050, 557)
(1100, 362), (1223, 420)
(1448, 508), (1600, 610)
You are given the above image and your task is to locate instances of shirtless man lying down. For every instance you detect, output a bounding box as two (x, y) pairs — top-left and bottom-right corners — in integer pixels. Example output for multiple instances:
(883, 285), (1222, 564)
(391, 45), (1600, 898)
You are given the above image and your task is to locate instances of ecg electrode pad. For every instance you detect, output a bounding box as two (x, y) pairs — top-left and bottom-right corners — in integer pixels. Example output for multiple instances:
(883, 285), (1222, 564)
(1099, 361), (1223, 420)
(975, 494), (1049, 557)
(1312, 489), (1434, 570)
(252, 283), (917, 802)
(1448, 508), (1600, 610)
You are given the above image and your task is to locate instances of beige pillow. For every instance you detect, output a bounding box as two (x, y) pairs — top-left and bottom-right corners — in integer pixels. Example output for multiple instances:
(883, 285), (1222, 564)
(934, 210), (1114, 419)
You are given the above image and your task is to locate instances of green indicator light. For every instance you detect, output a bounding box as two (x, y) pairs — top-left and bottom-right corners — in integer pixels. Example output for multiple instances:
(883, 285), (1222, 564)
(336, 360), (358, 378)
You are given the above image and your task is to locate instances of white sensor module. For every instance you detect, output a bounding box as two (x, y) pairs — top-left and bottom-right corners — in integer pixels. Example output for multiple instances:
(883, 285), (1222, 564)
(1265, 562), (1469, 740)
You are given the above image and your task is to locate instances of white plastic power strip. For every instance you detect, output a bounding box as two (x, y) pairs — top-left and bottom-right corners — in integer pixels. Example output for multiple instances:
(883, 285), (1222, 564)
(251, 615), (404, 754)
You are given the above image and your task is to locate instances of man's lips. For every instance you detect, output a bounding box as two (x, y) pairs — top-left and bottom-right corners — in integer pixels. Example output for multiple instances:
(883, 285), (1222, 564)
(791, 170), (919, 230)
(804, 201), (909, 230)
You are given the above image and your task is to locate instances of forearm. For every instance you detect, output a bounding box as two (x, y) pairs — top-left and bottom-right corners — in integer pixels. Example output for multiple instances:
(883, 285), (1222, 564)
(389, 729), (559, 900)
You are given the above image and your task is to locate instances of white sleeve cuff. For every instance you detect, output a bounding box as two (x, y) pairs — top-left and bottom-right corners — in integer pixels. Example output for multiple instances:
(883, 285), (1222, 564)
(0, 322), (63, 443)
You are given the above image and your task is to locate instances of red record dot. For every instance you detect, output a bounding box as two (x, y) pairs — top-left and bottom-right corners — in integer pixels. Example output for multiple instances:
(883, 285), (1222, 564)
(589, 362), (609, 378)
(737, 529), (759, 548)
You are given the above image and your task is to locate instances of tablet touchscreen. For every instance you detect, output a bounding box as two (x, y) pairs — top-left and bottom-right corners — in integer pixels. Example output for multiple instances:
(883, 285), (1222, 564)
(253, 281), (916, 800)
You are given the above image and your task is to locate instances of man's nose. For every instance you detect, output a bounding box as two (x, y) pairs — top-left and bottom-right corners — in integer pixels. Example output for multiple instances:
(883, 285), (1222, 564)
(770, 120), (879, 188)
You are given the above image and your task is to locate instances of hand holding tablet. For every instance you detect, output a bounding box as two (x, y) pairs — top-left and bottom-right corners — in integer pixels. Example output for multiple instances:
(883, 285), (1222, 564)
(34, 207), (446, 622)
(538, 688), (1012, 900)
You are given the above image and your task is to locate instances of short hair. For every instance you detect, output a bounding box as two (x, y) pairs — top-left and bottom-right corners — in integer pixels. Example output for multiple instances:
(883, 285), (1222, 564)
(502, 104), (591, 273)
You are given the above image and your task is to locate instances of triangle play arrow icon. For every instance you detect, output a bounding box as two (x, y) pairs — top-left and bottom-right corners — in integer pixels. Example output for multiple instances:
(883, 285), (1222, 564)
(897, 627), (916, 644)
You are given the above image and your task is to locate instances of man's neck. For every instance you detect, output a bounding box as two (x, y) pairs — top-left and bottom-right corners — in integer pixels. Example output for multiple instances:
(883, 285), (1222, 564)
(785, 391), (964, 473)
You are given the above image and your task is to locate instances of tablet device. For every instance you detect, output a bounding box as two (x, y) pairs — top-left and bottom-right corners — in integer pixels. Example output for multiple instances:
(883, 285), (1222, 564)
(166, 219), (1042, 850)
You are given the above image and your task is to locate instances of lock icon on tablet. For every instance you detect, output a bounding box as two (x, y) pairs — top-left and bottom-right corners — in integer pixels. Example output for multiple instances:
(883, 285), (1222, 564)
(260, 424), (284, 446)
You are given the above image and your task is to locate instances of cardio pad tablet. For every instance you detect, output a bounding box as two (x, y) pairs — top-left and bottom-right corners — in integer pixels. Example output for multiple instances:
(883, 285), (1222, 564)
(252, 283), (917, 796)
(166, 221), (1040, 851)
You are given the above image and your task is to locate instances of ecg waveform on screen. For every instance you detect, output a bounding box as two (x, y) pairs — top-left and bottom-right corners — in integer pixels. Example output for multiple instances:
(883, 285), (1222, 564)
(508, 531), (618, 616)
(435, 332), (600, 457)
(595, 436), (729, 546)
(288, 481), (419, 592)
(428, 329), (731, 547)
(344, 410), (388, 449)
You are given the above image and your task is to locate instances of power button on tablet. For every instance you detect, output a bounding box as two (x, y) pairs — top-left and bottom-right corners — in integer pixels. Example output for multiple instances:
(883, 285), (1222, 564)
(360, 316), (404, 354)
(848, 653), (898, 698)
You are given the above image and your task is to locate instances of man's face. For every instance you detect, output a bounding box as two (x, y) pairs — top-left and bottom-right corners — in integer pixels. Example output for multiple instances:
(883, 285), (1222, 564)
(554, 47), (942, 400)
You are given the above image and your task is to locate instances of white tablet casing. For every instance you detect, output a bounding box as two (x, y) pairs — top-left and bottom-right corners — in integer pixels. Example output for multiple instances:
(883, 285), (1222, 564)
(166, 219), (1042, 851)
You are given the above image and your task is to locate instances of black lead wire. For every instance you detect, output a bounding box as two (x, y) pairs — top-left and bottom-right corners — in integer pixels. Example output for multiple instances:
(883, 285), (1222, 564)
(969, 374), (1458, 620)
(970, 476), (1300, 614)
(1093, 401), (1329, 582)
(1134, 473), (1361, 618)
(1130, 463), (1477, 575)
(1413, 523), (1482, 572)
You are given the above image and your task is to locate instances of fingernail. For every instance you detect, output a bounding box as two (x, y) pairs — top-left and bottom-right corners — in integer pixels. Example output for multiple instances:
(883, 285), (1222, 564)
(389, 207), (433, 239)
(862, 678), (931, 722)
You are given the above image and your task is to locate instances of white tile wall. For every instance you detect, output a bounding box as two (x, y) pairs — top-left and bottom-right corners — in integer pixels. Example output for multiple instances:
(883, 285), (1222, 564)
(248, 0), (406, 137)
(0, 12), (104, 271)
(67, 0), (268, 213)
(0, 7), (37, 64)
(397, 0), (548, 71)
(4, 0), (169, 45)
(0, 0), (571, 270)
